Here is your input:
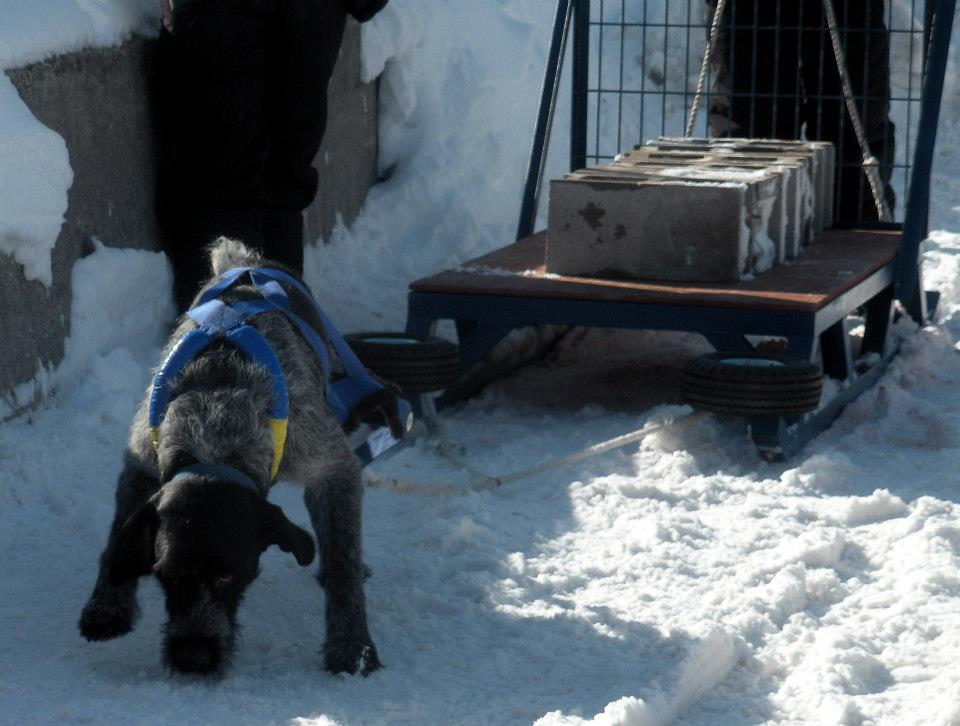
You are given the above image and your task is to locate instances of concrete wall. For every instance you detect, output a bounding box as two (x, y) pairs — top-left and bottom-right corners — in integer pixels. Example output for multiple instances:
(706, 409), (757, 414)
(0, 21), (378, 415)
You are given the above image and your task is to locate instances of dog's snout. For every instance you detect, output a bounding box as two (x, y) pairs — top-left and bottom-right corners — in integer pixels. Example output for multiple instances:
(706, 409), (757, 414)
(168, 637), (219, 674)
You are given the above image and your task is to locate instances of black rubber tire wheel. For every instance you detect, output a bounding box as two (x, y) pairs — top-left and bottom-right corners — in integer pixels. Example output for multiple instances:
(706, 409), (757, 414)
(345, 332), (461, 394)
(681, 352), (822, 416)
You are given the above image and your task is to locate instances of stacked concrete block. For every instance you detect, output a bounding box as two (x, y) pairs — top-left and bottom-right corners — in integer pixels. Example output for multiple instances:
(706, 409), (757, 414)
(654, 137), (835, 240)
(596, 155), (785, 270)
(548, 171), (751, 283)
(545, 137), (834, 283)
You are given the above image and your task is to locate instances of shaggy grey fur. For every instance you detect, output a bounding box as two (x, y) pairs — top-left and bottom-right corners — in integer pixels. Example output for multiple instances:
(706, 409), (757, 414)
(78, 238), (380, 676)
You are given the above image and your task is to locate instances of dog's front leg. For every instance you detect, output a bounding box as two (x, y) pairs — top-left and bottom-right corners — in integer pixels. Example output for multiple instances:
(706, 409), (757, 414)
(79, 457), (159, 641)
(303, 456), (381, 675)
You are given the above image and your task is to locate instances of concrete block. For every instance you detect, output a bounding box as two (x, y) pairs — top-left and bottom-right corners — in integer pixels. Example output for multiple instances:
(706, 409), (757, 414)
(600, 153), (786, 268)
(651, 137), (834, 245)
(716, 142), (833, 236)
(544, 137), (836, 284)
(719, 139), (834, 234)
(661, 137), (834, 235)
(546, 172), (749, 283)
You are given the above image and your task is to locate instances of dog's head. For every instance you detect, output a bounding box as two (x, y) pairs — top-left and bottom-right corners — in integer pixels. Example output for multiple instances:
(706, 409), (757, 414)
(110, 475), (314, 675)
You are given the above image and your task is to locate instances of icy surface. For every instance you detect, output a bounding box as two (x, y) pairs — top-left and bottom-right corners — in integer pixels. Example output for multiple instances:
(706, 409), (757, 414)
(3, 1), (960, 725)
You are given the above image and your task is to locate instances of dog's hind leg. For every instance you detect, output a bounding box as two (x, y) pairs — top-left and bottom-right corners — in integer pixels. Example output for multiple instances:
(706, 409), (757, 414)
(302, 451), (381, 675)
(79, 456), (160, 642)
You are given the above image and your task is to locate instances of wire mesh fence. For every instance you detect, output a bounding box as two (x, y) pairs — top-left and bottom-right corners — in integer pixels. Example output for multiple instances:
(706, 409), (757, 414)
(574, 0), (931, 223)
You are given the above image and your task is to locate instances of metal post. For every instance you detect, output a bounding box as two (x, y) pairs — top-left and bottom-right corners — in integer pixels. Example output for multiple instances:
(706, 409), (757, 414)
(515, 0), (575, 242)
(896, 0), (955, 321)
(570, 0), (590, 171)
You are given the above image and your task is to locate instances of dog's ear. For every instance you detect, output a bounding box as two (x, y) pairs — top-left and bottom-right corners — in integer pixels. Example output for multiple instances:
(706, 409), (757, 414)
(261, 502), (315, 567)
(108, 499), (160, 585)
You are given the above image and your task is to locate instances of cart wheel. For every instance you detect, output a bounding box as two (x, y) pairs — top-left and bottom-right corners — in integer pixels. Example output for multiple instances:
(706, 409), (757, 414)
(345, 332), (461, 394)
(681, 352), (822, 416)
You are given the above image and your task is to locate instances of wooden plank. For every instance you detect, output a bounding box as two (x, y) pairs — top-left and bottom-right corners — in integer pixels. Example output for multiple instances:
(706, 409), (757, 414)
(410, 229), (900, 313)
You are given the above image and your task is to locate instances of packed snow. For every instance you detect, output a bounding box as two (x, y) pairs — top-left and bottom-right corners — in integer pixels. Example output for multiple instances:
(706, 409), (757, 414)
(3, 1), (960, 725)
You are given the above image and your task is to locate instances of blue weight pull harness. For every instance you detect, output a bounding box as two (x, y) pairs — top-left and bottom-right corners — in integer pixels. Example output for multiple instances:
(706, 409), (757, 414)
(148, 266), (411, 480)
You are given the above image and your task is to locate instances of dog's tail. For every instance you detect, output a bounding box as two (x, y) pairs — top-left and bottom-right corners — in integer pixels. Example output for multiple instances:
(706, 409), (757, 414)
(208, 237), (262, 276)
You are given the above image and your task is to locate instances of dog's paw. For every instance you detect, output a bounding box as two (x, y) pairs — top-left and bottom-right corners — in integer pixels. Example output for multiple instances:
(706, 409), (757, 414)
(324, 639), (381, 676)
(79, 597), (139, 642)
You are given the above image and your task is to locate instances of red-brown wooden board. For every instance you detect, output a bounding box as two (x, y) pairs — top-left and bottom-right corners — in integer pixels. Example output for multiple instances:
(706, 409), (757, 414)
(410, 229), (900, 313)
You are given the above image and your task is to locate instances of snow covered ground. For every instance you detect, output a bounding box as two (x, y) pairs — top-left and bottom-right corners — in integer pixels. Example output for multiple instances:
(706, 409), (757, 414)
(3, 1), (960, 725)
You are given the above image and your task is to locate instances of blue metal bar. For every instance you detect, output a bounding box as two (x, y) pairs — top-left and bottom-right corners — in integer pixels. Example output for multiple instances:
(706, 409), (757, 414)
(408, 291), (818, 339)
(704, 334), (753, 353)
(860, 285), (895, 356)
(751, 345), (896, 461)
(516, 0), (574, 242)
(810, 260), (896, 335)
(455, 320), (517, 370)
(594, 0), (605, 163)
(785, 336), (816, 361)
(896, 0), (955, 319)
(571, 0), (590, 170)
(819, 320), (853, 380)
(404, 314), (437, 338)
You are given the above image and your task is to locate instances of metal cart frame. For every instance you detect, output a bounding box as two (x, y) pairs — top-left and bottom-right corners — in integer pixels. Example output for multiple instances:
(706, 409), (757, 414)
(404, 0), (955, 460)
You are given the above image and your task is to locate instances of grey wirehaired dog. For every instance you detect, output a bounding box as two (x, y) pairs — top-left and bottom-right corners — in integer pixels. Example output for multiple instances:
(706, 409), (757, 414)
(78, 238), (392, 676)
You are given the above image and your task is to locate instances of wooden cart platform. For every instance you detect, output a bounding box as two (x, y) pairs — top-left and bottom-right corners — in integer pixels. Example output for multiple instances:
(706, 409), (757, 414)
(406, 228), (904, 460)
(412, 229), (899, 313)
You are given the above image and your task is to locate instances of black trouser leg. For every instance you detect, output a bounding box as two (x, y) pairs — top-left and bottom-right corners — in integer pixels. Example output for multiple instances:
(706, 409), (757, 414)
(800, 0), (895, 221)
(261, 0), (345, 269)
(714, 0), (894, 224)
(718, 0), (805, 139)
(159, 0), (273, 310)
(158, 0), (345, 311)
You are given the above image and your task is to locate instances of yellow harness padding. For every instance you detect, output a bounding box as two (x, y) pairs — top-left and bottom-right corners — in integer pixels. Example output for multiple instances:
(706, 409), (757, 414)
(269, 418), (288, 480)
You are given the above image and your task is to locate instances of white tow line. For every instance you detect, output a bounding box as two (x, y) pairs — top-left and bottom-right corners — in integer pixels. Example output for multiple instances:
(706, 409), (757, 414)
(362, 410), (705, 496)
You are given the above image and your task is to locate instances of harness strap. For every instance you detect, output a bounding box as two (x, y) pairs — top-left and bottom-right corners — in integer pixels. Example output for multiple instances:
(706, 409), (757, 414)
(226, 324), (289, 480)
(150, 266), (410, 483)
(149, 328), (217, 448)
(247, 267), (388, 418)
(219, 266), (389, 423)
(226, 297), (348, 422)
(171, 462), (262, 496)
(149, 311), (290, 480)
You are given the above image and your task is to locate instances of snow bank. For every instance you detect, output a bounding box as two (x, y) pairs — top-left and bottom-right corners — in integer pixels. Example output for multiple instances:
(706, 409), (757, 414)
(0, 0), (157, 285)
(305, 0), (571, 332)
(0, 240), (173, 417)
(0, 0), (156, 70)
(0, 75), (72, 285)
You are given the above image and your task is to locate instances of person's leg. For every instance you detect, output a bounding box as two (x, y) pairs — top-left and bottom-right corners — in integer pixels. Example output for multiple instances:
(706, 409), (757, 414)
(157, 0), (275, 310)
(712, 0), (804, 140)
(260, 0), (348, 274)
(801, 0), (894, 222)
